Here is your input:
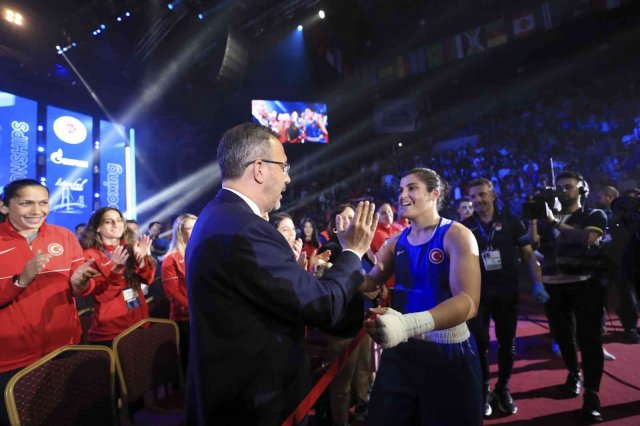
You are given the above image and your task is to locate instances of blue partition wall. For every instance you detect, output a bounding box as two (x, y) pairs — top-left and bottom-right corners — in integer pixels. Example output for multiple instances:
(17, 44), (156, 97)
(0, 91), (38, 189)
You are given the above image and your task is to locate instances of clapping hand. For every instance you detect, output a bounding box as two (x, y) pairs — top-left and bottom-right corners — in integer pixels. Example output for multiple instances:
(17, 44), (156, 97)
(134, 235), (152, 266)
(19, 250), (52, 286)
(111, 245), (130, 268)
(70, 259), (98, 291)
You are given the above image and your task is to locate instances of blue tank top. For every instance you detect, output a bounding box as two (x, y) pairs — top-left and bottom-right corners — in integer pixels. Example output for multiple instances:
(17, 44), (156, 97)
(391, 217), (453, 314)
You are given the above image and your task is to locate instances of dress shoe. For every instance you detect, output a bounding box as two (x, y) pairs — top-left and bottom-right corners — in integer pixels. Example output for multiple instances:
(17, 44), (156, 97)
(565, 371), (582, 397)
(582, 390), (603, 422)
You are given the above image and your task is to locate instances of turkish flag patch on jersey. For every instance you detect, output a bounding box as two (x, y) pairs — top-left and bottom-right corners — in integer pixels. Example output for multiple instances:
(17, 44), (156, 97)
(429, 248), (445, 264)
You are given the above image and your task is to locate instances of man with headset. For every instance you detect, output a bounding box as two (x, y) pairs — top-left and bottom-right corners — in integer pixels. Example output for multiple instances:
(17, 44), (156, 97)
(529, 170), (607, 422)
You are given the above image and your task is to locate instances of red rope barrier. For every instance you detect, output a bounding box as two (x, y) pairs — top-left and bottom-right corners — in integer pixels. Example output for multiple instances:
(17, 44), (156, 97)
(282, 294), (390, 425)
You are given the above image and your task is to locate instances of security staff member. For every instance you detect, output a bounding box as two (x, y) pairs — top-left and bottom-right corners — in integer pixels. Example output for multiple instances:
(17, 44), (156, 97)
(529, 170), (607, 423)
(463, 178), (543, 418)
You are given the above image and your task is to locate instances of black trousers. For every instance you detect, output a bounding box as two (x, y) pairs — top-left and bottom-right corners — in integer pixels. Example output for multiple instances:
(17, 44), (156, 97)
(544, 279), (605, 392)
(468, 292), (519, 388)
(610, 269), (638, 331)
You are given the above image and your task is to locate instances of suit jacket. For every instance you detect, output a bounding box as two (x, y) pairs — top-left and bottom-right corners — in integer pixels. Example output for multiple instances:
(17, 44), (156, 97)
(186, 189), (364, 425)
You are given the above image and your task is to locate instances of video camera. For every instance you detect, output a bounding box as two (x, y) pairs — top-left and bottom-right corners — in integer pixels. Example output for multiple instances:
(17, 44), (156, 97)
(523, 187), (561, 220)
(522, 158), (562, 220)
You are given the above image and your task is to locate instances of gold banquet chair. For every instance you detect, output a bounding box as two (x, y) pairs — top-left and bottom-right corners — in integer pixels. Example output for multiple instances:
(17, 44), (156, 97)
(112, 318), (185, 426)
(4, 345), (117, 426)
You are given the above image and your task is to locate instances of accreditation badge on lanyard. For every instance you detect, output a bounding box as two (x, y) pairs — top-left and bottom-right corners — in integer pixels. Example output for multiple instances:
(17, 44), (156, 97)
(123, 288), (141, 310)
(477, 219), (503, 271)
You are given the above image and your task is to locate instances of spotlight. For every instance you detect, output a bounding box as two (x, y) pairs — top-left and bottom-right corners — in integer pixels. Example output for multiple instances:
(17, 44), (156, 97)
(37, 146), (45, 153)
(100, 24), (106, 29)
(167, 0), (181, 10)
(37, 125), (43, 131)
(125, 12), (130, 17)
(117, 16), (122, 22)
(55, 45), (61, 50)
(94, 193), (100, 199)
(398, 142), (403, 147)
(319, 10), (325, 19)
(198, 13), (204, 20)
(297, 24), (303, 31)
(4, 9), (23, 25)
(96, 29), (101, 34)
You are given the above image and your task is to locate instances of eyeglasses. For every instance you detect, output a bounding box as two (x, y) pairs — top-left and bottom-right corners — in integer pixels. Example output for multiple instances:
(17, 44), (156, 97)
(244, 159), (290, 175)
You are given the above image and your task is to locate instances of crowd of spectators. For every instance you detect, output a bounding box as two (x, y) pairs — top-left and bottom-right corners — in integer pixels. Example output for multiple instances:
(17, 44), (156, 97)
(282, 68), (640, 231)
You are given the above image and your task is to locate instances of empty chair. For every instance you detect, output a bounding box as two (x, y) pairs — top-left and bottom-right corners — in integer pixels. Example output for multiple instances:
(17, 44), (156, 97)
(4, 345), (116, 426)
(112, 318), (184, 426)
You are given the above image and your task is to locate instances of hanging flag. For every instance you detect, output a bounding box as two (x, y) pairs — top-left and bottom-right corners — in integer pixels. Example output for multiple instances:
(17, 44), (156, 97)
(592, 0), (621, 10)
(444, 34), (464, 62)
(462, 26), (486, 56)
(426, 42), (444, 69)
(484, 18), (508, 48)
(539, 1), (560, 30)
(512, 9), (536, 37)
(377, 63), (395, 83)
(396, 55), (407, 79)
(406, 51), (418, 75)
(415, 46), (427, 73)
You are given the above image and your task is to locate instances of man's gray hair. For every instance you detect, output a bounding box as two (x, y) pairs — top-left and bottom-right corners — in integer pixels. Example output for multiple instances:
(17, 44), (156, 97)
(217, 123), (278, 179)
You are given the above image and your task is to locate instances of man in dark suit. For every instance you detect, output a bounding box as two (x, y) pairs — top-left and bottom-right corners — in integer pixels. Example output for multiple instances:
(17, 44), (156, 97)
(186, 123), (378, 425)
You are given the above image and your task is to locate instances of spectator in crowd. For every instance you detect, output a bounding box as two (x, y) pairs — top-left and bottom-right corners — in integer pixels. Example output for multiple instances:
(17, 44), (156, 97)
(596, 186), (640, 343)
(162, 213), (197, 374)
(78, 207), (155, 345)
(456, 197), (474, 222)
(0, 179), (97, 425)
(75, 222), (86, 241)
(126, 219), (140, 240)
(299, 217), (321, 261)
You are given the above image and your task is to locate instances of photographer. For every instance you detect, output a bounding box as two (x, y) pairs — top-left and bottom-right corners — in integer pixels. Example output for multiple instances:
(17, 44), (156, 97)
(596, 187), (640, 343)
(528, 171), (607, 423)
(463, 178), (543, 418)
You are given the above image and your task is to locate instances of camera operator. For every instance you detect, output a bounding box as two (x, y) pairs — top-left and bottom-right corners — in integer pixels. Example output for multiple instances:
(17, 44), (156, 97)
(463, 178), (543, 418)
(528, 170), (607, 423)
(595, 186), (640, 343)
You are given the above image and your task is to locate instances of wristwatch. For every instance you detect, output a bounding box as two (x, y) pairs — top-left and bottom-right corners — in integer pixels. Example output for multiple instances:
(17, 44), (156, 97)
(13, 275), (28, 288)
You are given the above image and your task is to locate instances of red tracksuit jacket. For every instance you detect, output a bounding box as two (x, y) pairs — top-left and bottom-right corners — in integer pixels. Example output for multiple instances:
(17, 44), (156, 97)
(0, 221), (84, 372)
(161, 250), (189, 322)
(78, 244), (155, 342)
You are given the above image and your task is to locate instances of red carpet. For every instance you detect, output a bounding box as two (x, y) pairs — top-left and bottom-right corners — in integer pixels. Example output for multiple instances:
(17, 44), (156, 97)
(484, 293), (640, 426)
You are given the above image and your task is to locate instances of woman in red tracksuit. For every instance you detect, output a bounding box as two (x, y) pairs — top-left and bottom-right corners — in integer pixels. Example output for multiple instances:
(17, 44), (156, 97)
(0, 179), (97, 424)
(78, 207), (155, 345)
(161, 213), (196, 373)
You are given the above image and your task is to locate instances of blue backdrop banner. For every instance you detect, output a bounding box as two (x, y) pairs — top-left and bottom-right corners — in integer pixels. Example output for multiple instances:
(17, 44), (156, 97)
(0, 91), (38, 190)
(99, 120), (127, 213)
(45, 105), (94, 230)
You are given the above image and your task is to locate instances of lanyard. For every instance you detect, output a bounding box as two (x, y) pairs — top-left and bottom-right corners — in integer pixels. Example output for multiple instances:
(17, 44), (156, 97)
(475, 218), (496, 250)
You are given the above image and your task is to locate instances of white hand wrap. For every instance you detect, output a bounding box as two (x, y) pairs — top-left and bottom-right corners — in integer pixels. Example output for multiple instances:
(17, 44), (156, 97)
(376, 308), (435, 349)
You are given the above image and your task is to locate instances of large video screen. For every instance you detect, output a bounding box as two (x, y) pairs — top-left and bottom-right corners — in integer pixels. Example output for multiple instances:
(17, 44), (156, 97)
(252, 99), (329, 144)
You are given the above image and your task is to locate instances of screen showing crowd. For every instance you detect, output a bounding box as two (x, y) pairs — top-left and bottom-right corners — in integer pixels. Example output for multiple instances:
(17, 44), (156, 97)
(252, 99), (329, 144)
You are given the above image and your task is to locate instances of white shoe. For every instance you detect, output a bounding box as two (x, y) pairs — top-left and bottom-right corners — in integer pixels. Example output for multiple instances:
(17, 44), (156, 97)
(603, 347), (616, 361)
